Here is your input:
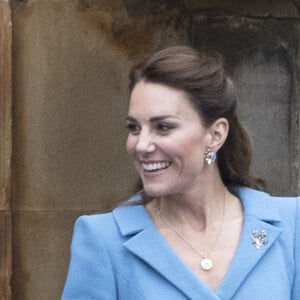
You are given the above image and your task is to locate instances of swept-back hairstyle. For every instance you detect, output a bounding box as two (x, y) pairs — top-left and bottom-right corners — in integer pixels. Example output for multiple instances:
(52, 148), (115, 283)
(129, 45), (265, 191)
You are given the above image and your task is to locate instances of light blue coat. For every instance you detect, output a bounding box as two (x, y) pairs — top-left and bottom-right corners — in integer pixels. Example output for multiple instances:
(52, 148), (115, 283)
(62, 187), (300, 299)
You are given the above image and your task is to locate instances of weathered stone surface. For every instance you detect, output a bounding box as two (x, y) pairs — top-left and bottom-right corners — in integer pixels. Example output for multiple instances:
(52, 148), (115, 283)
(12, 211), (83, 300)
(191, 17), (299, 195)
(0, 1), (12, 299)
(11, 0), (189, 211)
(8, 0), (300, 299)
(183, 0), (300, 18)
(0, 213), (12, 300)
(294, 36), (300, 193)
(0, 0), (12, 212)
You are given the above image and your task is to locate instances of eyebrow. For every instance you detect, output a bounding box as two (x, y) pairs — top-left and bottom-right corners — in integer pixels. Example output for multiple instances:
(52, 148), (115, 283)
(126, 115), (178, 122)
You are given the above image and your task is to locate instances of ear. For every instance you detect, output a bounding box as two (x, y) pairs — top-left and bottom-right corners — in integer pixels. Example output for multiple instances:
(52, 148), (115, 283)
(207, 118), (229, 151)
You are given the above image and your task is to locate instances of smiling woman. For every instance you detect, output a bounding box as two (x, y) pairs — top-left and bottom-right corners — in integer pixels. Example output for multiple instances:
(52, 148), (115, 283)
(126, 81), (224, 199)
(62, 46), (300, 299)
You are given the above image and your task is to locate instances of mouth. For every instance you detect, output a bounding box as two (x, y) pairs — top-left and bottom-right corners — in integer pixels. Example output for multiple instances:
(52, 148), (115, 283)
(142, 161), (171, 172)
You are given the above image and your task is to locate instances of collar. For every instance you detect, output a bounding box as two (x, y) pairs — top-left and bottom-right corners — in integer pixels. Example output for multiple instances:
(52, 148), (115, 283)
(113, 186), (282, 236)
(112, 186), (283, 299)
(229, 185), (281, 223)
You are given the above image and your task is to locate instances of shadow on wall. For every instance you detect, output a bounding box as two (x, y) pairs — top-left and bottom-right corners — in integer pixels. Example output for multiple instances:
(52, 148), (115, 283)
(76, 0), (189, 60)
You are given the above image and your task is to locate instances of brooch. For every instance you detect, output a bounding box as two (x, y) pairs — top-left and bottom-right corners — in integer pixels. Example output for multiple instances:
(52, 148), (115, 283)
(251, 230), (268, 249)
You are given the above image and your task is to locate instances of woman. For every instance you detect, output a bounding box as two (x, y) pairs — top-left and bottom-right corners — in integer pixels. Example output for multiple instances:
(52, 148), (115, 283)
(62, 46), (299, 299)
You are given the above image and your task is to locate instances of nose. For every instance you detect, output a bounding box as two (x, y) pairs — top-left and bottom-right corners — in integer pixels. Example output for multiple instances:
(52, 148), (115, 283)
(135, 130), (155, 156)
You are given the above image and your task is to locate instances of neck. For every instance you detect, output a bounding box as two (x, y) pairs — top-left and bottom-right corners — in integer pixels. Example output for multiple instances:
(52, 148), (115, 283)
(157, 180), (228, 232)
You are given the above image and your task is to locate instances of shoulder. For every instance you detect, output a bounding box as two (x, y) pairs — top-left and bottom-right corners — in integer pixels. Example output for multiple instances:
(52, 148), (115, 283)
(70, 212), (119, 255)
(267, 194), (300, 235)
(73, 194), (145, 240)
(269, 194), (300, 217)
(231, 185), (300, 222)
(75, 211), (115, 230)
(231, 185), (299, 207)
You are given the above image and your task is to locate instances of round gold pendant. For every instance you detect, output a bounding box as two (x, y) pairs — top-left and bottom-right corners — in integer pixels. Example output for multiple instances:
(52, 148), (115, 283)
(200, 258), (213, 270)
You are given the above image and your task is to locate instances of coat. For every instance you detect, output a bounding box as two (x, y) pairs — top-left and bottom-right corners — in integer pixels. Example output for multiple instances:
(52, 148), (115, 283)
(61, 186), (300, 299)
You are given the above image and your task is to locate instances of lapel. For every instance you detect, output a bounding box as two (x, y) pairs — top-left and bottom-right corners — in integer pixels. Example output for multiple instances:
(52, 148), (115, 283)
(113, 187), (283, 300)
(217, 186), (283, 299)
(113, 198), (219, 299)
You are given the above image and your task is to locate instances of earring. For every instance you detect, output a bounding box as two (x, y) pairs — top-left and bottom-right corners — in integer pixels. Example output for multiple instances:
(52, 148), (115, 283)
(204, 149), (217, 165)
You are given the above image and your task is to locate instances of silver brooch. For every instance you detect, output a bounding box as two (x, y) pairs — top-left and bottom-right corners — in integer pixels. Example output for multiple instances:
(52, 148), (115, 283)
(251, 230), (268, 249)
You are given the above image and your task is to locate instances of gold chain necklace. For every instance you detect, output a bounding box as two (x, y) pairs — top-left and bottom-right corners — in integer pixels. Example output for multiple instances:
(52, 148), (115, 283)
(156, 192), (226, 271)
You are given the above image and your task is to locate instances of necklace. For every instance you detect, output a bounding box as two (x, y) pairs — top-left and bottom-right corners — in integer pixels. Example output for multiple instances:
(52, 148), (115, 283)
(156, 191), (226, 271)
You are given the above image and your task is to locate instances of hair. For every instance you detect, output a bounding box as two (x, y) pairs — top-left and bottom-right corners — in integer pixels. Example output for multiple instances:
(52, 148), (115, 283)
(129, 45), (265, 194)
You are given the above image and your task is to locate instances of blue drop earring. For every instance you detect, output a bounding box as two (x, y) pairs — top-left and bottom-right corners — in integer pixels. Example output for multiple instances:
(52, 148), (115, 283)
(204, 149), (217, 165)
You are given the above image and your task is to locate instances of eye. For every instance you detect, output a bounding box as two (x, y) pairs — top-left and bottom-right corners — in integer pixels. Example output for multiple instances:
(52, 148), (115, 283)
(127, 122), (140, 135)
(156, 123), (175, 133)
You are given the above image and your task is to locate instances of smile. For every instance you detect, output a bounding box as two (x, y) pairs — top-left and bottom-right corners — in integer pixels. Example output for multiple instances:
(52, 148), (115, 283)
(142, 161), (171, 172)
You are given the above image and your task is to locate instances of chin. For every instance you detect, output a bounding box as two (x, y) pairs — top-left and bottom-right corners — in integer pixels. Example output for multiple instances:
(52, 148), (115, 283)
(142, 183), (172, 198)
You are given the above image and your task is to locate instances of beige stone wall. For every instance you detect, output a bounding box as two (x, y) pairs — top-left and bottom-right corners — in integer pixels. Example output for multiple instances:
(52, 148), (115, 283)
(2, 0), (299, 299)
(11, 1), (190, 299)
(0, 1), (12, 299)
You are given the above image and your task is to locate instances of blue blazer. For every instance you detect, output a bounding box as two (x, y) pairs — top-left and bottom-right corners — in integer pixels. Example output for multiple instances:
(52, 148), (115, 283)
(62, 187), (300, 299)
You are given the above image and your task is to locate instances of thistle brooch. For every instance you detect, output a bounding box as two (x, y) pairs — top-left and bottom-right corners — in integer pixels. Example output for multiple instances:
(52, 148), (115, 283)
(251, 230), (268, 249)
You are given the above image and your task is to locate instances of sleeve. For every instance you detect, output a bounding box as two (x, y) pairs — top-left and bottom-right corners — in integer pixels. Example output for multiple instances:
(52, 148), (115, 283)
(61, 216), (117, 300)
(292, 197), (300, 299)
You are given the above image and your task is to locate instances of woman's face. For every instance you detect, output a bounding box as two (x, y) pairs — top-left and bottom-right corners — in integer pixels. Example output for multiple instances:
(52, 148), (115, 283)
(126, 81), (212, 197)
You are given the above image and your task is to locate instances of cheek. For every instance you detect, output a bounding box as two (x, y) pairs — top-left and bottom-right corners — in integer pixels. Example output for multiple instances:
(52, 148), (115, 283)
(126, 135), (135, 155)
(180, 137), (206, 164)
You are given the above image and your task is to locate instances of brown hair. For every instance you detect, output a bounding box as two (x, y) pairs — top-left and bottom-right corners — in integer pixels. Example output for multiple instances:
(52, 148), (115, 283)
(129, 45), (265, 191)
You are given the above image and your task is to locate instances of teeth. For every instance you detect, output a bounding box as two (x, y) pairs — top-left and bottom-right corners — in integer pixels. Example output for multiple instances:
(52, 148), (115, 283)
(143, 162), (170, 171)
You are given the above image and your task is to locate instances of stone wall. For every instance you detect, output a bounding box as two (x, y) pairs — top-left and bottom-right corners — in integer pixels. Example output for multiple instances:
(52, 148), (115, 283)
(6, 0), (300, 299)
(0, 1), (12, 298)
